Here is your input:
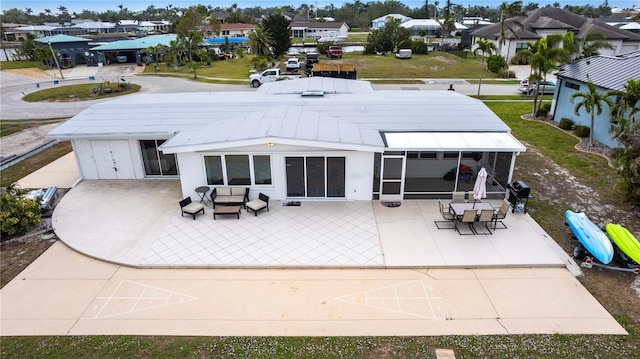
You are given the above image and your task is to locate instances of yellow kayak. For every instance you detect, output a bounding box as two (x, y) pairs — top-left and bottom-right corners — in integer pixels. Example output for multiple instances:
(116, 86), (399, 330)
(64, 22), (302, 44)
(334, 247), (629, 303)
(606, 223), (640, 265)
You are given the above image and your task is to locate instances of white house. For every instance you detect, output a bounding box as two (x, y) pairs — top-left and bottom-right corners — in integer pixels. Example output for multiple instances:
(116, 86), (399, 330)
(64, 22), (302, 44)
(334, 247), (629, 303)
(47, 78), (526, 202)
(371, 14), (412, 30)
(290, 21), (349, 40)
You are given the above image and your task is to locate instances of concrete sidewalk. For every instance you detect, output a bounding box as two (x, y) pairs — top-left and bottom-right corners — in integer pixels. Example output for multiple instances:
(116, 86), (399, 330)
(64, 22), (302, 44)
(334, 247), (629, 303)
(0, 242), (625, 336)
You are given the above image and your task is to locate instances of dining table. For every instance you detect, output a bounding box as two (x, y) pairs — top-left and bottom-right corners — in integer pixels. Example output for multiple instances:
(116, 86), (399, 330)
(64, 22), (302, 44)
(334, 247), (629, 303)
(449, 202), (495, 218)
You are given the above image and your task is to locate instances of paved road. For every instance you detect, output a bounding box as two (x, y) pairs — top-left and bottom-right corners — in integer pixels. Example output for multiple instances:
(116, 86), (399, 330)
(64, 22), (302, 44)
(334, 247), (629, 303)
(0, 64), (523, 120)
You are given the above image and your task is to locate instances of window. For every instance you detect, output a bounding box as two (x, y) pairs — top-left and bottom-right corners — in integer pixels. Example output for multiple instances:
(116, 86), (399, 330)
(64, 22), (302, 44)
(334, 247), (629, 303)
(204, 156), (224, 185)
(139, 140), (178, 176)
(204, 155), (272, 186)
(515, 42), (528, 53)
(253, 155), (272, 185)
(225, 155), (251, 185)
(565, 82), (580, 90)
(443, 152), (459, 159)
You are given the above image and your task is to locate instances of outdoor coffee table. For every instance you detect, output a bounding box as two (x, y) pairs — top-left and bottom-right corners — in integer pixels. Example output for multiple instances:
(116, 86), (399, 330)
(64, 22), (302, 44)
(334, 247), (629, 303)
(213, 205), (241, 220)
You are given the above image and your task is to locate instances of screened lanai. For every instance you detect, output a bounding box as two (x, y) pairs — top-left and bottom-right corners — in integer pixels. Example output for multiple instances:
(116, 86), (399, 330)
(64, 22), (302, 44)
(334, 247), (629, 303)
(373, 132), (525, 200)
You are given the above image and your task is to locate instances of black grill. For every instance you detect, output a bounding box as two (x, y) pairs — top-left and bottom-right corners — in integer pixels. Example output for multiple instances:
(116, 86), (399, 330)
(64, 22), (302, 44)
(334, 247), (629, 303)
(507, 180), (531, 213)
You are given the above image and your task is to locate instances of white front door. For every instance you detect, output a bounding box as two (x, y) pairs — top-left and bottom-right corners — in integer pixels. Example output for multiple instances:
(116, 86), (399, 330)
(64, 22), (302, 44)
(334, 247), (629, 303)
(90, 140), (135, 179)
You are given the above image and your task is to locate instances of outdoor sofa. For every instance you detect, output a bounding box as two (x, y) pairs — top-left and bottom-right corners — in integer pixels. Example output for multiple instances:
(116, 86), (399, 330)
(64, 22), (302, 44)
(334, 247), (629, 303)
(210, 187), (249, 208)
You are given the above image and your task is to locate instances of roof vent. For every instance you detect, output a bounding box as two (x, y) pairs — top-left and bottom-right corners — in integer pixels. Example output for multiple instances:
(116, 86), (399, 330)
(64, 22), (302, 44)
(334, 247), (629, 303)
(301, 90), (324, 97)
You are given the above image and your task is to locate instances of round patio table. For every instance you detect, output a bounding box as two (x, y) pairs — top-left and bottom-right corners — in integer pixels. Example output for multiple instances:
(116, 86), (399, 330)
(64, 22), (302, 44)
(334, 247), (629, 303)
(195, 186), (210, 205)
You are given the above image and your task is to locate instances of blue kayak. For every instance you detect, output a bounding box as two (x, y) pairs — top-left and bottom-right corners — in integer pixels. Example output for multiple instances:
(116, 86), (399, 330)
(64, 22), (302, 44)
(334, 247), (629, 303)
(566, 210), (614, 264)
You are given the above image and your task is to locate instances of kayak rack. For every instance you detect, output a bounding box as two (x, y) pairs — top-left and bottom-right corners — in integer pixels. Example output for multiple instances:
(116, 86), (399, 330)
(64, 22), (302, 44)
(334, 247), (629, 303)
(580, 257), (640, 274)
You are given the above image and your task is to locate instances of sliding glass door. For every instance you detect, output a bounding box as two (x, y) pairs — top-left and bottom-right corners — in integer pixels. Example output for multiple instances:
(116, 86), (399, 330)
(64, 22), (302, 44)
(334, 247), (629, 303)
(286, 156), (345, 198)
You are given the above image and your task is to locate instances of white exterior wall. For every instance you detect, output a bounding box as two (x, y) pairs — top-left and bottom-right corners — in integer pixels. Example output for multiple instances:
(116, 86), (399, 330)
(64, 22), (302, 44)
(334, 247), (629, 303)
(72, 138), (146, 180)
(177, 147), (374, 202)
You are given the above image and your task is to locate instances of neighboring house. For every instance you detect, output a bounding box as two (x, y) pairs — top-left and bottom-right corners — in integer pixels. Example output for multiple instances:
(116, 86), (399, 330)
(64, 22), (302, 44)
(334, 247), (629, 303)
(220, 23), (255, 37)
(47, 78), (526, 202)
(87, 34), (178, 66)
(210, 11), (229, 24)
(11, 25), (58, 39)
(400, 19), (441, 37)
(551, 51), (640, 148)
(290, 21), (349, 40)
(1, 23), (27, 41)
(35, 34), (92, 66)
(471, 7), (640, 62)
(371, 14), (412, 30)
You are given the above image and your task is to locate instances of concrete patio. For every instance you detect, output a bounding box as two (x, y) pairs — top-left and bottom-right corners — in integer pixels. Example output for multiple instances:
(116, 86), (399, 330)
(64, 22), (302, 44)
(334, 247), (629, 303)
(52, 180), (576, 272)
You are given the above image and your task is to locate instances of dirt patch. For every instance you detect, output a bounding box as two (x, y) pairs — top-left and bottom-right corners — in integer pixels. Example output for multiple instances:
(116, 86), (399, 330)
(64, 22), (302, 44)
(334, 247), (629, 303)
(4, 68), (52, 78)
(432, 56), (460, 64)
(0, 238), (54, 288)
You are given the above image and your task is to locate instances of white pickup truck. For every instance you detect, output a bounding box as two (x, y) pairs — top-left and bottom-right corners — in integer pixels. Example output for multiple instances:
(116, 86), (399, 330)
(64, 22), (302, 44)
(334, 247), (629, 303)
(249, 69), (302, 87)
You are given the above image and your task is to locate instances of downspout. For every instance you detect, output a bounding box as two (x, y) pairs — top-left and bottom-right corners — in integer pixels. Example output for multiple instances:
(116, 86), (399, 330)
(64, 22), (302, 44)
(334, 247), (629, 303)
(551, 77), (562, 120)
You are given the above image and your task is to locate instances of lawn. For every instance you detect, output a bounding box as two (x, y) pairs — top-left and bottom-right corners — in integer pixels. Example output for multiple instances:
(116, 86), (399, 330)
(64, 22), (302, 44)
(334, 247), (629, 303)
(142, 52), (496, 80)
(0, 60), (44, 70)
(23, 82), (141, 102)
(0, 141), (72, 187)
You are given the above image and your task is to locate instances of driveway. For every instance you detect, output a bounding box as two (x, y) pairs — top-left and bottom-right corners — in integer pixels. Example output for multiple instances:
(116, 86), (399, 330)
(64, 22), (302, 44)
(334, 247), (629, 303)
(0, 242), (625, 336)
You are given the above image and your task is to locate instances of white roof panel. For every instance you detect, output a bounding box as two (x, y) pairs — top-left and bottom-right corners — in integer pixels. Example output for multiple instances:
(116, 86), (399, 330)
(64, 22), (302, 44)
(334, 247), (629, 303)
(384, 132), (526, 152)
(47, 78), (524, 154)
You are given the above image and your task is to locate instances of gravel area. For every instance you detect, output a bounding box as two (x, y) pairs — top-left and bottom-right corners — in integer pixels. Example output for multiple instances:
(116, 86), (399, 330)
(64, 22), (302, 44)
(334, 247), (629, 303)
(0, 123), (62, 159)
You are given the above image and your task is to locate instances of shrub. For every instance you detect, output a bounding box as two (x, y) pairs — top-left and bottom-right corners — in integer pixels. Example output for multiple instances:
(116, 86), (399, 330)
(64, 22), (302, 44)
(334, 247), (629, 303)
(498, 68), (516, 78)
(411, 40), (428, 54)
(252, 56), (269, 71)
(559, 118), (574, 130)
(575, 125), (591, 138)
(0, 185), (42, 238)
(536, 103), (552, 117)
(487, 55), (507, 74)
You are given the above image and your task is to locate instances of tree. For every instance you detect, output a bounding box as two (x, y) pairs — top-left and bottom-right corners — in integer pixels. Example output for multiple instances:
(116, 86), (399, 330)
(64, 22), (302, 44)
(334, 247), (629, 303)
(364, 17), (411, 54)
(474, 39), (497, 96)
(248, 24), (274, 57)
(571, 80), (614, 147)
(577, 31), (614, 59)
(515, 34), (570, 115)
(261, 14), (291, 58)
(496, 1), (524, 56)
(608, 79), (640, 202)
(178, 30), (204, 79)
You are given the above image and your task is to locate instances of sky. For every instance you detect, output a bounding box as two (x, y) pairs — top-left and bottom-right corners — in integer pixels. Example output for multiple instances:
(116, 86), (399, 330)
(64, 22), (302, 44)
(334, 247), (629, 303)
(1, 0), (638, 14)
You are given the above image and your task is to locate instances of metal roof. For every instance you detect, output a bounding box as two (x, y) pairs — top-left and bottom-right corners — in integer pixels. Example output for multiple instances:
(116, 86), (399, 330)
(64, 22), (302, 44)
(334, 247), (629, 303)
(89, 34), (177, 51)
(36, 34), (91, 43)
(383, 132), (526, 152)
(555, 51), (640, 91)
(47, 79), (521, 154)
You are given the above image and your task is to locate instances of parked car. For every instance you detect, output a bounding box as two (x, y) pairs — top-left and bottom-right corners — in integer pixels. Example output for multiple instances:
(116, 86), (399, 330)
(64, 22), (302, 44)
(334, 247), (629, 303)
(286, 58), (300, 72)
(326, 46), (343, 58)
(305, 52), (320, 64)
(249, 69), (302, 87)
(518, 79), (556, 95)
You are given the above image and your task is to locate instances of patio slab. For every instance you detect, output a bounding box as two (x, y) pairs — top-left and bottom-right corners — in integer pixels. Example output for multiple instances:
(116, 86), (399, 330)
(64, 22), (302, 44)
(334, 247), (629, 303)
(0, 243), (626, 336)
(51, 180), (574, 270)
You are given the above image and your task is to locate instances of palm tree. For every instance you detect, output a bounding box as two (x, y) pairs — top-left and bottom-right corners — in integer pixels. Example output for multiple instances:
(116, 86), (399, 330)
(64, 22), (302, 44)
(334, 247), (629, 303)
(571, 80), (614, 147)
(517, 34), (570, 115)
(496, 1), (524, 57)
(474, 39), (497, 96)
(578, 31), (614, 59)
(248, 24), (274, 57)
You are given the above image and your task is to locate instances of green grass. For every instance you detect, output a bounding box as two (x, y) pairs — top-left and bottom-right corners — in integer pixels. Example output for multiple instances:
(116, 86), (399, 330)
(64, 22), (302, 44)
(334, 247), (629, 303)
(486, 102), (614, 193)
(346, 32), (369, 42)
(0, 118), (66, 137)
(466, 79), (522, 84)
(23, 83), (141, 102)
(144, 57), (254, 79)
(0, 142), (72, 187)
(145, 52), (495, 80)
(472, 95), (553, 101)
(0, 60), (44, 70)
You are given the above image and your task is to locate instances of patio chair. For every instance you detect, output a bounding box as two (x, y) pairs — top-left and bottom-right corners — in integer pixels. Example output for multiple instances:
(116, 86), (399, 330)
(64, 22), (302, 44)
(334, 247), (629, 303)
(179, 197), (205, 220)
(475, 209), (495, 234)
(246, 193), (270, 216)
(452, 191), (466, 203)
(455, 209), (477, 235)
(492, 199), (510, 230)
(434, 200), (456, 229)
